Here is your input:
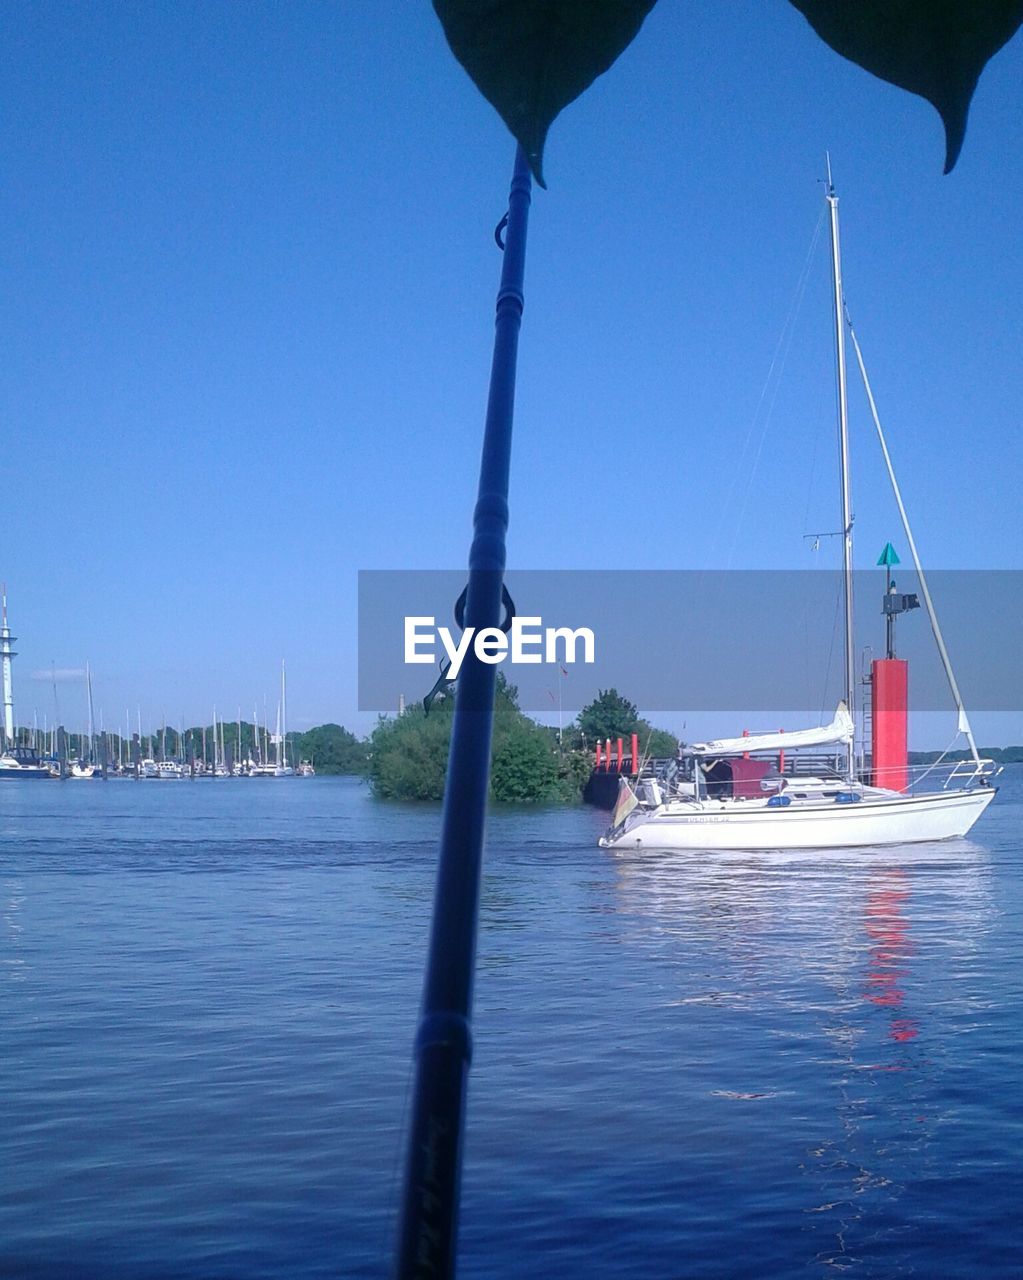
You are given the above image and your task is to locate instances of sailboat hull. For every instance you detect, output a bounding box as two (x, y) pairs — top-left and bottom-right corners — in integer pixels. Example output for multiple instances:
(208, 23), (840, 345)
(599, 786), (996, 852)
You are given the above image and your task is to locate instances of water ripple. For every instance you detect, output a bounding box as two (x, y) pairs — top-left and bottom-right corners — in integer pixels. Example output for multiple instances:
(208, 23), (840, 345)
(2, 772), (1022, 1277)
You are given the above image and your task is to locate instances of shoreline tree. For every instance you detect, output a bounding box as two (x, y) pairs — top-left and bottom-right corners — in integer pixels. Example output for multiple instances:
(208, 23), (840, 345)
(572, 688), (678, 759)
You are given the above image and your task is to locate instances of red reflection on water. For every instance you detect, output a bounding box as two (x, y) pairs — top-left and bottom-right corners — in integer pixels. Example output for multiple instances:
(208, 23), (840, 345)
(863, 870), (918, 1042)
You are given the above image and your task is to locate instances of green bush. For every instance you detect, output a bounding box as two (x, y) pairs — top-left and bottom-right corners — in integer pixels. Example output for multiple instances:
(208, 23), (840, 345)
(366, 676), (679, 804)
(294, 723), (368, 775)
(490, 716), (560, 802)
(368, 701), (453, 800)
(368, 675), (582, 804)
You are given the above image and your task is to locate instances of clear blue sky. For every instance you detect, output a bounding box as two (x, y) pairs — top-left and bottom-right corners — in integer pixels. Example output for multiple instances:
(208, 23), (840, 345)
(2, 3), (1020, 745)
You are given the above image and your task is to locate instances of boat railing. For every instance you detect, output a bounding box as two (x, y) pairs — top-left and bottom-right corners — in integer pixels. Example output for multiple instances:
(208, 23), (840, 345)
(869, 757), (1001, 795)
(638, 753), (998, 796)
(939, 757), (1001, 790)
(650, 751), (846, 777)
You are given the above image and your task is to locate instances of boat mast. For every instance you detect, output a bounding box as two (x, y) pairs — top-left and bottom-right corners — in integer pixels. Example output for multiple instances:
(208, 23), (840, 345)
(825, 158), (856, 779)
(86, 661), (96, 764)
(281, 661), (287, 770)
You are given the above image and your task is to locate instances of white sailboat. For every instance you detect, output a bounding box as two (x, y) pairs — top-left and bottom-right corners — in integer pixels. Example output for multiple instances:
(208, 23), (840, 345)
(69, 663), (99, 778)
(248, 697), (274, 776)
(600, 172), (998, 853)
(274, 661), (295, 776)
(210, 705), (230, 777)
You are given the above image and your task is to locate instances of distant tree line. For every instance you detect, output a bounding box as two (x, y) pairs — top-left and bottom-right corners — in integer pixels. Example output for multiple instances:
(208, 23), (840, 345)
(33, 720), (368, 775)
(910, 746), (1023, 765)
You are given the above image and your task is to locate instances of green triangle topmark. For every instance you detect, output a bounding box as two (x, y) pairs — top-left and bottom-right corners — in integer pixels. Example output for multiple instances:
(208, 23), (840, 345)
(877, 541), (900, 567)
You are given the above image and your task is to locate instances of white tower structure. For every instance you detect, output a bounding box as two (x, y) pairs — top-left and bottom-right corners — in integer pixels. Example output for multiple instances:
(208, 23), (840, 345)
(1, 585), (17, 748)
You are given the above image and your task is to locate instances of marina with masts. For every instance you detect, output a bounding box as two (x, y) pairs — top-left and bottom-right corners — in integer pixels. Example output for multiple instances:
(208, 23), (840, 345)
(0, 595), (315, 780)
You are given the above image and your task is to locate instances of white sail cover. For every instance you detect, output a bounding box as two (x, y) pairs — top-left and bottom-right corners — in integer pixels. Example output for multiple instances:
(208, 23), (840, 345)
(691, 702), (853, 756)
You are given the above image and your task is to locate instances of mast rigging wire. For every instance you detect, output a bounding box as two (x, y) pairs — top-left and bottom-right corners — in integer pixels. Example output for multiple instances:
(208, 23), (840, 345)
(724, 203), (827, 568)
(844, 305), (980, 765)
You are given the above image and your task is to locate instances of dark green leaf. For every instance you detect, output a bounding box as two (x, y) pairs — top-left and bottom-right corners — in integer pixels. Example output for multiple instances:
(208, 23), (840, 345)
(788, 0), (1023, 171)
(433, 0), (657, 185)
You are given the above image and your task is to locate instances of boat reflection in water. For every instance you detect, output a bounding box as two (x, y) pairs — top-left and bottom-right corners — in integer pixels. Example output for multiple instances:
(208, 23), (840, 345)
(604, 842), (995, 1271)
(863, 868), (918, 1044)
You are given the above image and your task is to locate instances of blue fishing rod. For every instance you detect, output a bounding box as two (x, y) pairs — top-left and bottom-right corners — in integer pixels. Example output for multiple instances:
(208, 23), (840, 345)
(394, 145), (532, 1279)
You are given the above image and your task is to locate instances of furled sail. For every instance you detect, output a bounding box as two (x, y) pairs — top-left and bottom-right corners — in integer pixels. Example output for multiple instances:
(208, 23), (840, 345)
(691, 702), (853, 757)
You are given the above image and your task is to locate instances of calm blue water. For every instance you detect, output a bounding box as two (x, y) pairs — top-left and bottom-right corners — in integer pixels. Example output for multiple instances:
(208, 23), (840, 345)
(2, 771), (1021, 1278)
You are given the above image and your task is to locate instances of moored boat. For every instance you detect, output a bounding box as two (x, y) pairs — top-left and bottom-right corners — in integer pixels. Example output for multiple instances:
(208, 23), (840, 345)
(0, 745), (53, 780)
(600, 169), (998, 853)
(601, 743), (996, 852)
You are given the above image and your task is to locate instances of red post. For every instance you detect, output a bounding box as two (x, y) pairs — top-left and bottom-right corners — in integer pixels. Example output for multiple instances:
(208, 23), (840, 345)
(595, 742), (602, 770)
(631, 732), (640, 776)
(604, 739), (611, 772)
(742, 728), (750, 761)
(778, 728), (784, 776)
(872, 658), (909, 791)
(616, 737), (623, 773)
